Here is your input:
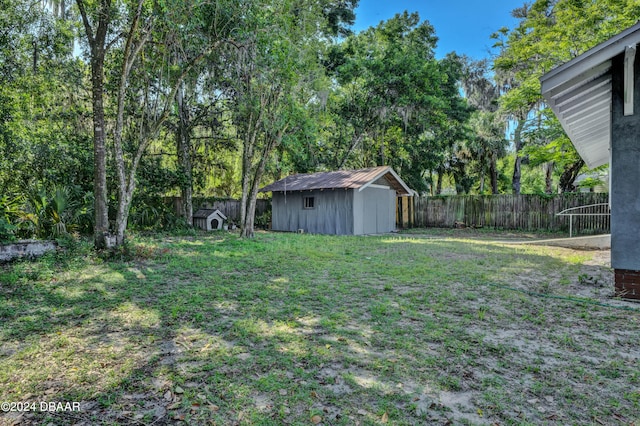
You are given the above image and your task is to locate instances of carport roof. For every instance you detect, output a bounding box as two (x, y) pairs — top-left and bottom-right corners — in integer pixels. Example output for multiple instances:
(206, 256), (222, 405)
(540, 21), (640, 169)
(259, 166), (413, 195)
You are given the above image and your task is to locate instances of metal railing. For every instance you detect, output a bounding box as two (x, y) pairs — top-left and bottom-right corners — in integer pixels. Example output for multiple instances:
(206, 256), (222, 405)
(556, 203), (610, 237)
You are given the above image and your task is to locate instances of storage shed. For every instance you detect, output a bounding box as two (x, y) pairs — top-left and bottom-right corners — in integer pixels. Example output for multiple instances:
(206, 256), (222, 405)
(193, 209), (227, 231)
(540, 21), (640, 299)
(259, 166), (413, 235)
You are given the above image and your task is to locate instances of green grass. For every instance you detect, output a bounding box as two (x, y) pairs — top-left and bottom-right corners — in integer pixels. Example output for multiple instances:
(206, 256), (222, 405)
(1, 230), (638, 425)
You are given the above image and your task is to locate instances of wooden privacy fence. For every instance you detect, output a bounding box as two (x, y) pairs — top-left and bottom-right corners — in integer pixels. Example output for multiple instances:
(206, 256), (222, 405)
(168, 197), (271, 224)
(413, 193), (610, 234)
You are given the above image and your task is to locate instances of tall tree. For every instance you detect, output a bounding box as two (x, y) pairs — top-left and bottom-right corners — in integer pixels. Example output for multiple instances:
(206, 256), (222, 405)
(222, 0), (317, 237)
(494, 0), (640, 194)
(76, 0), (233, 247)
(75, 0), (117, 248)
(221, 0), (359, 238)
(324, 12), (469, 193)
(1, 0), (90, 195)
(460, 58), (506, 194)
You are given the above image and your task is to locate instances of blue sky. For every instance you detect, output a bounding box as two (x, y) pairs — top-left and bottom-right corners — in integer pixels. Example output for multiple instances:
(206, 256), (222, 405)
(353, 0), (526, 59)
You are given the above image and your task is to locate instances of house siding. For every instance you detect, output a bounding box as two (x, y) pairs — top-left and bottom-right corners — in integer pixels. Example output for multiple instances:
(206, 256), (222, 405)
(611, 50), (640, 271)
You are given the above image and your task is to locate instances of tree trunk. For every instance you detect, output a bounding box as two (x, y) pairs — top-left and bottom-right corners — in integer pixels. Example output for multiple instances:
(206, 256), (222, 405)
(545, 161), (554, 194)
(429, 170), (434, 196)
(90, 55), (110, 249)
(239, 120), (257, 232)
(490, 152), (498, 194)
(559, 158), (584, 193)
(511, 119), (525, 195)
(114, 181), (134, 246)
(241, 135), (280, 238)
(241, 188), (258, 238)
(78, 0), (111, 250)
(435, 167), (444, 195)
(378, 127), (385, 166)
(176, 83), (193, 226)
(338, 134), (363, 170)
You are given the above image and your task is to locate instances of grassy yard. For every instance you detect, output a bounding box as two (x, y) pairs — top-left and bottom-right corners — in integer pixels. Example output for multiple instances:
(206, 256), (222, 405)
(1, 230), (639, 425)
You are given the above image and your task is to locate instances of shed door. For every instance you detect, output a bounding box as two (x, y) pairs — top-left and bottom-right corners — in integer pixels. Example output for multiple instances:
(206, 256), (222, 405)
(362, 187), (393, 234)
(363, 195), (377, 234)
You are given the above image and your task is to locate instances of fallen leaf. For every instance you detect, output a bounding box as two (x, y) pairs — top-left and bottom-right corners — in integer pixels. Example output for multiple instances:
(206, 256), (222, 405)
(357, 409), (367, 416)
(164, 391), (172, 401)
(279, 389), (288, 396)
(381, 412), (389, 423)
(325, 344), (331, 349)
(173, 413), (185, 421)
(310, 391), (319, 399)
(311, 414), (322, 424)
(477, 408), (483, 417)
(337, 337), (347, 342)
(209, 404), (220, 412)
(175, 386), (184, 394)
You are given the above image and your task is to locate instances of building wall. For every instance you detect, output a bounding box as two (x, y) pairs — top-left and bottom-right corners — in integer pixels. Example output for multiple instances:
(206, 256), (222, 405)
(271, 183), (397, 235)
(271, 189), (354, 235)
(353, 185), (396, 235)
(611, 50), (640, 271)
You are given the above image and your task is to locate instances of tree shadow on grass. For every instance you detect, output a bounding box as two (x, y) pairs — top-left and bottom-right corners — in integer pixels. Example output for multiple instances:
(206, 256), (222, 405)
(1, 234), (638, 425)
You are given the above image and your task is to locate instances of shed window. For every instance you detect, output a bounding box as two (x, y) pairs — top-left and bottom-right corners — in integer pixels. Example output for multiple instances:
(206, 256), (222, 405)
(303, 196), (315, 209)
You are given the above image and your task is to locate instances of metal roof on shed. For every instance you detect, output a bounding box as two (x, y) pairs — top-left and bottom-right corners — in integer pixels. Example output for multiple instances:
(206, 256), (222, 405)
(259, 166), (413, 195)
(540, 21), (640, 169)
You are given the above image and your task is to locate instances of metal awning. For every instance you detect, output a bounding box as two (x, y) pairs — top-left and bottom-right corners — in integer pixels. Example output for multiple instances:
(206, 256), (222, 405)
(540, 21), (640, 169)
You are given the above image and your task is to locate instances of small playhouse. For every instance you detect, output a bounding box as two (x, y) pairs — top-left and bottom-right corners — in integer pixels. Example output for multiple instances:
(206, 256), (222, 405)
(192, 209), (227, 231)
(259, 166), (413, 235)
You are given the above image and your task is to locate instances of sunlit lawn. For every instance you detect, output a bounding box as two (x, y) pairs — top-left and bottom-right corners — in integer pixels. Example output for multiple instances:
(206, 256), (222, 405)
(1, 231), (639, 425)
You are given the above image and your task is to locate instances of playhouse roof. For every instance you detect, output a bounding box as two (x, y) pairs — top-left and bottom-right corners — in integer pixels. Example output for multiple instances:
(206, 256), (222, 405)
(259, 166), (413, 195)
(540, 21), (640, 169)
(192, 209), (227, 220)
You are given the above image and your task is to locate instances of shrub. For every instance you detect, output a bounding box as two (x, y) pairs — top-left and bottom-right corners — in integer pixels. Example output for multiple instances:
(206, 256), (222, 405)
(0, 217), (16, 243)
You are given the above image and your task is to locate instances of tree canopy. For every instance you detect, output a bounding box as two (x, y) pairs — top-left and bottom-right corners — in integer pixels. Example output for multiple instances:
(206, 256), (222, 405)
(1, 0), (636, 244)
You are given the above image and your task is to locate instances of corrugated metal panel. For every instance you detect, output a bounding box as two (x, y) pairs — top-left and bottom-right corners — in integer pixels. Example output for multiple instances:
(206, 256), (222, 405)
(260, 166), (412, 195)
(540, 21), (640, 169)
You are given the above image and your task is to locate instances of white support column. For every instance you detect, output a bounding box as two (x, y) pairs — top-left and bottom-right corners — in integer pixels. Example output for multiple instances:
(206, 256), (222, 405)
(624, 44), (636, 116)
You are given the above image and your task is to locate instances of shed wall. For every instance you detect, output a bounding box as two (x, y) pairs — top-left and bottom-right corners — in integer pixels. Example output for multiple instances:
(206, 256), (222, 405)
(271, 190), (354, 235)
